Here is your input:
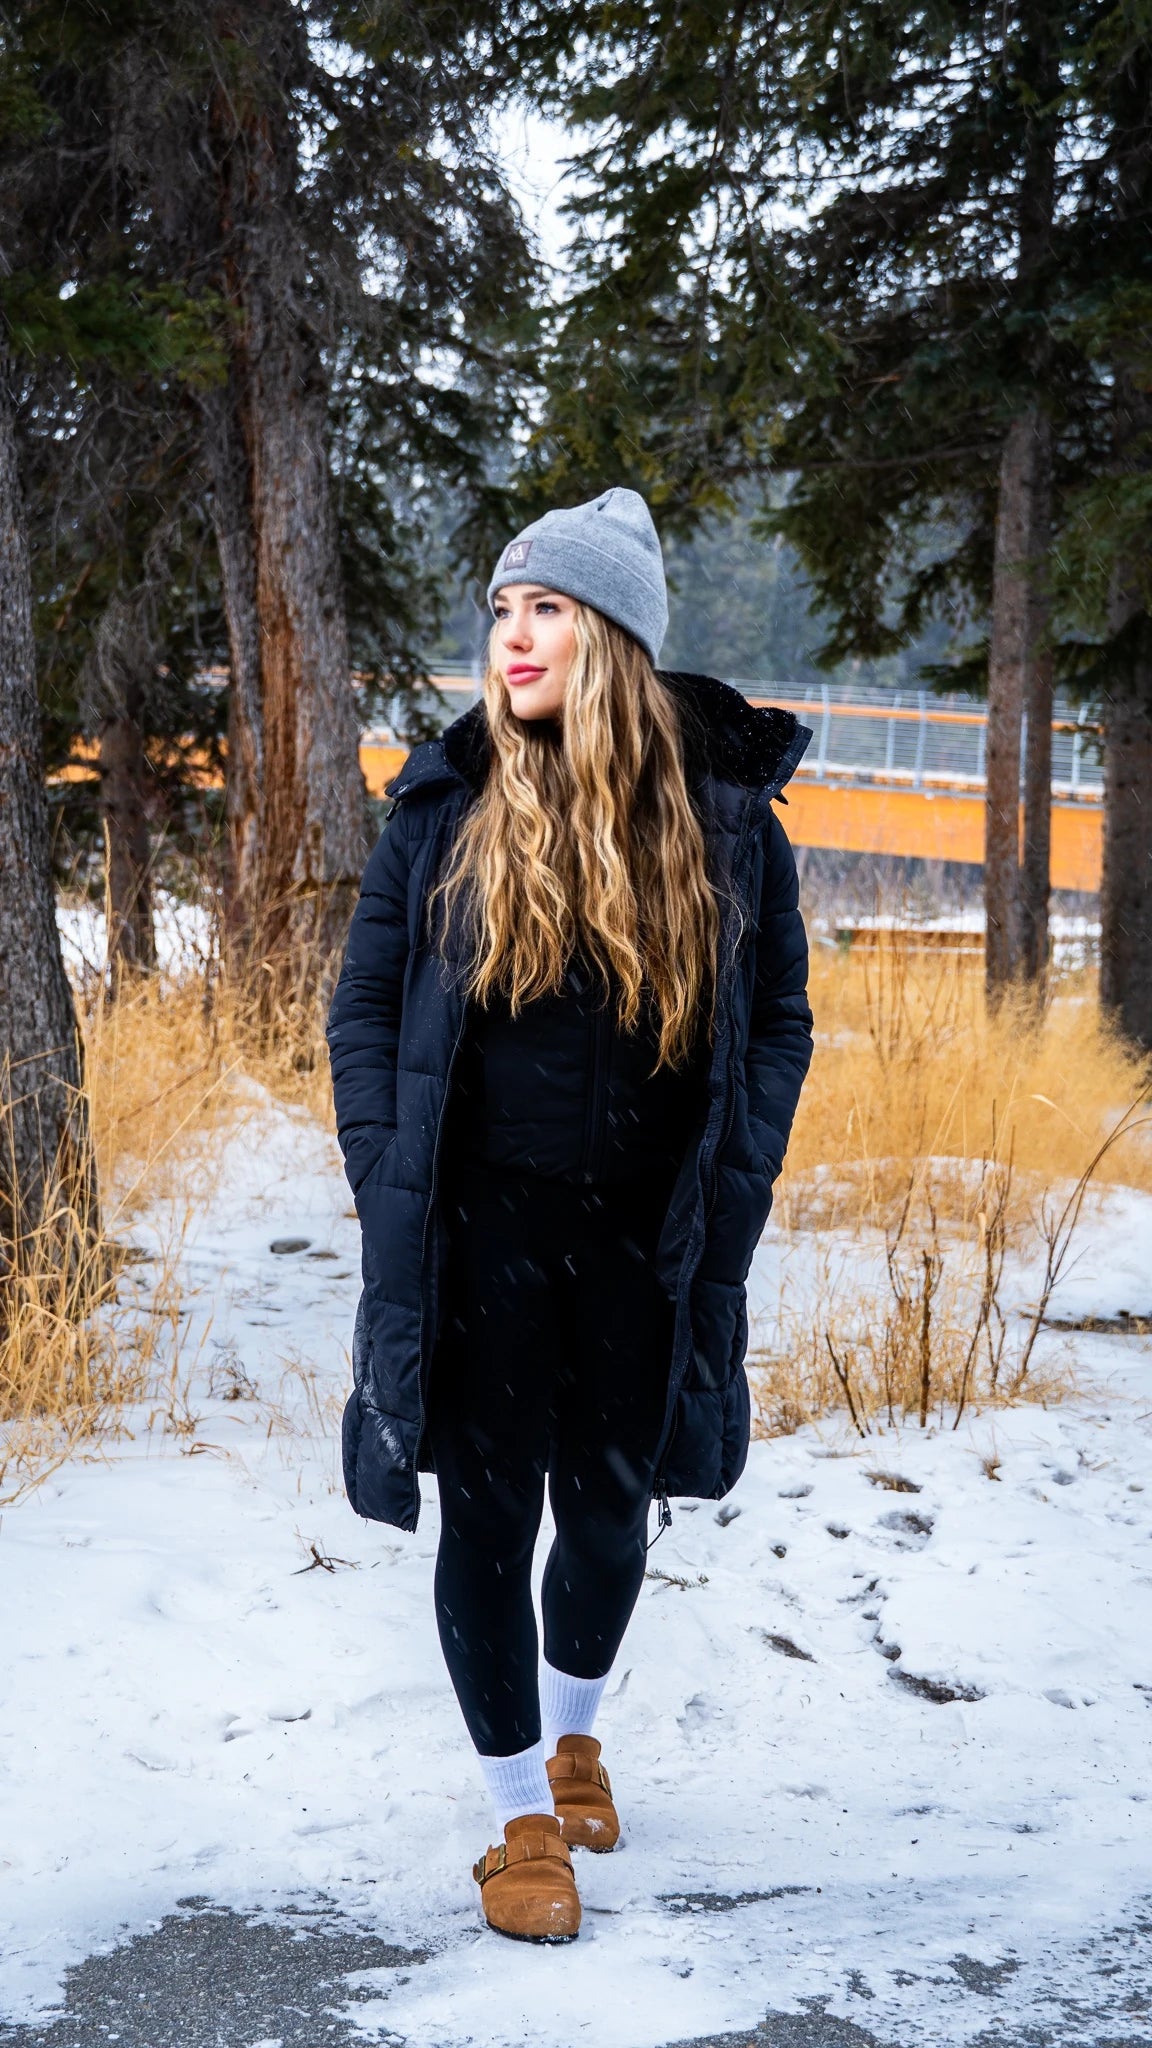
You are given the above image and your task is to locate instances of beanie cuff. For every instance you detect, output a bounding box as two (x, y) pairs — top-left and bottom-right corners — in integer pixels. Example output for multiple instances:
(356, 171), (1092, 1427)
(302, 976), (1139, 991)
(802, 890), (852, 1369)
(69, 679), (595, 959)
(486, 489), (668, 664)
(489, 540), (661, 660)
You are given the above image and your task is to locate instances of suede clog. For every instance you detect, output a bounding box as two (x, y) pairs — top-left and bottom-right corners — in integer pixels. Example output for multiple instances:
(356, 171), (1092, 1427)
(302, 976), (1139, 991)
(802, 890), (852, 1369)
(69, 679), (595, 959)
(547, 1734), (621, 1851)
(473, 1812), (581, 1942)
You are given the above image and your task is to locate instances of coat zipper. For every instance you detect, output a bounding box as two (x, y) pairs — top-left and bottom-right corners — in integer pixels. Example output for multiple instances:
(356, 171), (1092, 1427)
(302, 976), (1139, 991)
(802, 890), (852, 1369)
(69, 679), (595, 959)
(418, 999), (467, 1413)
(410, 796), (470, 1521)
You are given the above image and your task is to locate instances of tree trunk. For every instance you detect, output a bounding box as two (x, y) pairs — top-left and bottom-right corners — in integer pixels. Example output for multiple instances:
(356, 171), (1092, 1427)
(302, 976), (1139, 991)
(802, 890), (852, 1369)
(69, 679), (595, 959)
(985, 408), (1051, 993)
(99, 700), (155, 988)
(207, 14), (367, 972)
(0, 359), (96, 1265)
(202, 375), (263, 941)
(1097, 50), (1152, 1048)
(1019, 418), (1053, 989)
(1099, 666), (1152, 1049)
(984, 9), (1057, 1001)
(1100, 373), (1152, 1051)
(984, 418), (1028, 990)
(83, 562), (171, 991)
(243, 303), (366, 959)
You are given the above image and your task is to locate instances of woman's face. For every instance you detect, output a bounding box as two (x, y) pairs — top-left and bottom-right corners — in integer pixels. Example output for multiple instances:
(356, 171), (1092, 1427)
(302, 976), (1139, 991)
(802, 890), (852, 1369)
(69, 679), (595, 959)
(491, 585), (578, 722)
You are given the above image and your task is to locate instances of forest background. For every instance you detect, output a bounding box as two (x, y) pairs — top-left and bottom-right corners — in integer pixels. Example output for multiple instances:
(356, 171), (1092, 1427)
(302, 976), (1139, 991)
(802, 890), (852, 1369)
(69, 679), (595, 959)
(0, 0), (1149, 1329)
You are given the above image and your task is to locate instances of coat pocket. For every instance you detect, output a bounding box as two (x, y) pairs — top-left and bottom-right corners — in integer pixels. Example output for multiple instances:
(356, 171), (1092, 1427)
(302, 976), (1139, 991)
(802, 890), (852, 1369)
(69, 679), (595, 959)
(689, 1276), (750, 1392)
(353, 1134), (405, 1254)
(727, 1287), (749, 1381)
(717, 1364), (751, 1497)
(353, 1130), (399, 1214)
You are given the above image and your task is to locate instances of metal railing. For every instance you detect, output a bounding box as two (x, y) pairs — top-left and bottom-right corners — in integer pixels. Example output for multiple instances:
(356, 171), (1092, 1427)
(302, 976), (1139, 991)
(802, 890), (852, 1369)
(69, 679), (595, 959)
(363, 671), (1104, 803)
(739, 681), (1103, 800)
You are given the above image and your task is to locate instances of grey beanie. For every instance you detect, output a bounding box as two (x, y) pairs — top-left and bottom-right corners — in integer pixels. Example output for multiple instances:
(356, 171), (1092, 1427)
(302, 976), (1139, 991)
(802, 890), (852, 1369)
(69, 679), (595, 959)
(487, 487), (668, 664)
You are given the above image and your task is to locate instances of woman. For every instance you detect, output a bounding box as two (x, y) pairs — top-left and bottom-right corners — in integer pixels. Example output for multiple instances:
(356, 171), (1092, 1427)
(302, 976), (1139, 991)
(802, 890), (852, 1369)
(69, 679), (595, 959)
(327, 487), (813, 1944)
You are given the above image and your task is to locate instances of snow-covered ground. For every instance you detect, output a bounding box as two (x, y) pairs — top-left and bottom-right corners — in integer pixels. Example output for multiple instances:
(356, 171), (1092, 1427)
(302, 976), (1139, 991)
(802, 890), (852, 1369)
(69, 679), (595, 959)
(810, 912), (1102, 971)
(56, 898), (214, 986)
(3, 1100), (1151, 2047)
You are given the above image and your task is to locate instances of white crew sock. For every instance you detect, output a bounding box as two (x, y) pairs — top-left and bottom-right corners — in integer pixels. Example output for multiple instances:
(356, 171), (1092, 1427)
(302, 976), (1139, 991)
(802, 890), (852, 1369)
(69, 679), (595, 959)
(540, 1659), (609, 1761)
(476, 1740), (554, 1835)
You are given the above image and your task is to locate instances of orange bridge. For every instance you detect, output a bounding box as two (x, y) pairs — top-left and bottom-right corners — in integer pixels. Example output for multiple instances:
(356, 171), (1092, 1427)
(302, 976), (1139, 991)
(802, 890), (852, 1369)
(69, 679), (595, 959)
(362, 676), (1103, 894)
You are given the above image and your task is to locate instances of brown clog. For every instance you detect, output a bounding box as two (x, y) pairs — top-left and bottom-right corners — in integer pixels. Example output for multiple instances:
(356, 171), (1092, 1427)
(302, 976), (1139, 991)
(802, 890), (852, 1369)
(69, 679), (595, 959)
(473, 1812), (581, 1943)
(547, 1734), (621, 1851)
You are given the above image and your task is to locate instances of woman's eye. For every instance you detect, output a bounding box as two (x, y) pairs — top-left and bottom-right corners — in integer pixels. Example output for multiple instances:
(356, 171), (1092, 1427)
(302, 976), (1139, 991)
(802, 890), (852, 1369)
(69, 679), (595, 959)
(535, 601), (558, 614)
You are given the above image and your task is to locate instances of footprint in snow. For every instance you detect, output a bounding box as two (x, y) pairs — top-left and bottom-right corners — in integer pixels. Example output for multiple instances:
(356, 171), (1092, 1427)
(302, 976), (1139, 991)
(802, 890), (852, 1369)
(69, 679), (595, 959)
(877, 1509), (935, 1544)
(889, 1669), (985, 1704)
(866, 1470), (923, 1494)
(758, 1630), (816, 1663)
(678, 1693), (722, 1732)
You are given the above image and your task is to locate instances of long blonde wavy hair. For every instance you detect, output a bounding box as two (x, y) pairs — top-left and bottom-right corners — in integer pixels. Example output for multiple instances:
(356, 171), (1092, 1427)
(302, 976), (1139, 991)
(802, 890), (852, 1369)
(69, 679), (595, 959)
(432, 605), (718, 1068)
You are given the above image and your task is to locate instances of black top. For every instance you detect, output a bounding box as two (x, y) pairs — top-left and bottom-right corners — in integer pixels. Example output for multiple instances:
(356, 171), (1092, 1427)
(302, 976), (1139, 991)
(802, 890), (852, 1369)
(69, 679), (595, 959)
(445, 955), (710, 1186)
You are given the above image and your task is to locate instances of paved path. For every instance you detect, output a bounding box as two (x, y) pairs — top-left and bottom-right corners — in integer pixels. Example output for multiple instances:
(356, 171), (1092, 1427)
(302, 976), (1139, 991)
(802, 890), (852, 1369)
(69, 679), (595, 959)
(1, 1895), (1149, 2048)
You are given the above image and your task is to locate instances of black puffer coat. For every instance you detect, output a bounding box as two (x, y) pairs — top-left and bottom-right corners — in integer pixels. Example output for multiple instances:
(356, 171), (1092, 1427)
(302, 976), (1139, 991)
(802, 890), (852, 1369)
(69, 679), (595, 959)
(326, 673), (814, 1532)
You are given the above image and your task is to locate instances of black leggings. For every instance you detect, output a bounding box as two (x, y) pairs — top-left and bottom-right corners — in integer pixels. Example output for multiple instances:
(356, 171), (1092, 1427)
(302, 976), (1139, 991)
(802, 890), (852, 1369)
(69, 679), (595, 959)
(426, 1160), (676, 1757)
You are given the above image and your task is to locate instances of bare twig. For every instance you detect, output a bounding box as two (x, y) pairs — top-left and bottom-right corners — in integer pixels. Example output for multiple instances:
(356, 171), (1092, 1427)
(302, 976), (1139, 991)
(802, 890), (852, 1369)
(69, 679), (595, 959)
(955, 1142), (1013, 1425)
(292, 1541), (357, 1576)
(1016, 1098), (1152, 1383)
(825, 1333), (868, 1438)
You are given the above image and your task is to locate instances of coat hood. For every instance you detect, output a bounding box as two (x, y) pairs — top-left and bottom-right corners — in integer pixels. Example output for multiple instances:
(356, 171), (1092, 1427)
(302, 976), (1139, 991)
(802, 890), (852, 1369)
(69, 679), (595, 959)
(387, 671), (811, 807)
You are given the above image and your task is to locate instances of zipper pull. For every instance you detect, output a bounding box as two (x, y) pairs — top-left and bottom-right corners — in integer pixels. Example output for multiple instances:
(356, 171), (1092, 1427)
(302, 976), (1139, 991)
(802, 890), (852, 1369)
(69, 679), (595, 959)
(647, 1477), (673, 1549)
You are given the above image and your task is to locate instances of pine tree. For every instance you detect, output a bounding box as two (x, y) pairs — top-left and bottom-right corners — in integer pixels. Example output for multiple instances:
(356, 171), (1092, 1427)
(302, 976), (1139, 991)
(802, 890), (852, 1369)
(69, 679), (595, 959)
(0, 350), (94, 1263)
(1059, 8), (1152, 1045)
(518, 1), (1137, 1003)
(105, 0), (531, 966)
(0, 23), (99, 1257)
(4, 2), (230, 987)
(1, 1), (211, 1257)
(9, 0), (531, 987)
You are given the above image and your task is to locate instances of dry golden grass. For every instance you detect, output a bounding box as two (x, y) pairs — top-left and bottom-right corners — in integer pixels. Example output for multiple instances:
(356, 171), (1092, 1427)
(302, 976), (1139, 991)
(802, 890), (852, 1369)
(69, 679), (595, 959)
(754, 933), (1152, 1440)
(6, 906), (1151, 1493)
(778, 936), (1152, 1234)
(214, 965), (335, 1127)
(1, 907), (337, 1500)
(81, 957), (333, 1217)
(749, 1171), (1077, 1443)
(0, 1164), (194, 1503)
(85, 982), (238, 1215)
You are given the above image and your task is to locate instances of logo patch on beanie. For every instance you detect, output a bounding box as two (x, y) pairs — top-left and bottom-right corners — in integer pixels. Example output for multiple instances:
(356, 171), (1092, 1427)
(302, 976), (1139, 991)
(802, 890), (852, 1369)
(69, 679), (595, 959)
(502, 539), (533, 571)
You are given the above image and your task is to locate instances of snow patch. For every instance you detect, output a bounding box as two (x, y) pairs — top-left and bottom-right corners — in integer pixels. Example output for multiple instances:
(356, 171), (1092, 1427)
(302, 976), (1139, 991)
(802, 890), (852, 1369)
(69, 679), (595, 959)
(1, 1100), (1151, 2045)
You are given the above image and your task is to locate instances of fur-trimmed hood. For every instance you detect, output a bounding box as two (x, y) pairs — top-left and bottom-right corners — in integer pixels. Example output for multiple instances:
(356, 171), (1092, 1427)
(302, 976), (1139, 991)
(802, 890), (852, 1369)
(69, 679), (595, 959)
(387, 671), (811, 807)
